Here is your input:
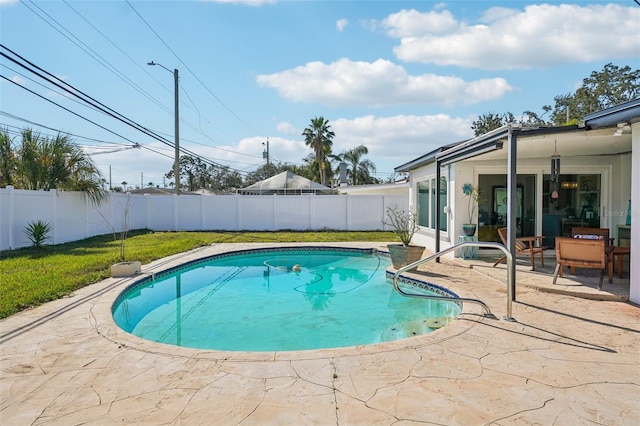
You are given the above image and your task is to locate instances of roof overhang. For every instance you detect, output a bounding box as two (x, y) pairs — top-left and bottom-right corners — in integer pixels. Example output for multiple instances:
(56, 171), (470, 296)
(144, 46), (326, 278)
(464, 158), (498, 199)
(436, 124), (586, 166)
(583, 98), (640, 129)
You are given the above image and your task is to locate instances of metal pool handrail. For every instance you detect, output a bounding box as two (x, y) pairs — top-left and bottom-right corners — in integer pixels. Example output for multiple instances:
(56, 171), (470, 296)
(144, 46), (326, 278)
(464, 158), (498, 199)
(392, 241), (515, 321)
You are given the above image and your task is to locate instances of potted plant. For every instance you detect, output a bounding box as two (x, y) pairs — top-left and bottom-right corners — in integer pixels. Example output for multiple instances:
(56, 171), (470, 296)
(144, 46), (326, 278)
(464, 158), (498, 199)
(382, 207), (425, 269)
(105, 194), (141, 278)
(461, 183), (480, 236)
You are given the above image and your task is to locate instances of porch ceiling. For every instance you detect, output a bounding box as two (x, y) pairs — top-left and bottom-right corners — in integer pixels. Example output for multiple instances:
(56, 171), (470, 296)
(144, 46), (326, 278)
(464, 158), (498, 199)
(469, 128), (632, 162)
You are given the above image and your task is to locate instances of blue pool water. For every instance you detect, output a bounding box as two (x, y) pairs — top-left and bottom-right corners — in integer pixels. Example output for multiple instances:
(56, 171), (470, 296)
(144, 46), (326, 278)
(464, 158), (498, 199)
(112, 248), (461, 351)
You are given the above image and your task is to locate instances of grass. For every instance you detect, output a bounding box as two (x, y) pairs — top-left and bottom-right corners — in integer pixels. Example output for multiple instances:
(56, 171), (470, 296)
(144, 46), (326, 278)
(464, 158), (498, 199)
(0, 230), (398, 319)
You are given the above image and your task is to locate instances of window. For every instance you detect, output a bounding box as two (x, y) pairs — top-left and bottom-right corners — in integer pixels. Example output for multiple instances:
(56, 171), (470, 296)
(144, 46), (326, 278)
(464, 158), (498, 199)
(439, 174), (448, 232)
(416, 173), (448, 232)
(417, 181), (430, 227)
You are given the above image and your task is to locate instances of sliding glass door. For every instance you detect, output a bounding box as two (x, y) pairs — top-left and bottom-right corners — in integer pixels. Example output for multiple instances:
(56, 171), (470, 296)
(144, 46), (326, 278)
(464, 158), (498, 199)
(542, 174), (601, 247)
(476, 174), (537, 243)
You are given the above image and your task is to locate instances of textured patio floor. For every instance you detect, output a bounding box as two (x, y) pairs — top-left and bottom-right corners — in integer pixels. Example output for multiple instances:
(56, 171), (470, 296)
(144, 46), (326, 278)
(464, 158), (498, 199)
(1, 242), (639, 425)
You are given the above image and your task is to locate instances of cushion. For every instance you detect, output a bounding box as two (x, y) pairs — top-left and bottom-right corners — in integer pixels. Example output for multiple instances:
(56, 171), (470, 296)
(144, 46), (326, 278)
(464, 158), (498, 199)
(573, 234), (604, 240)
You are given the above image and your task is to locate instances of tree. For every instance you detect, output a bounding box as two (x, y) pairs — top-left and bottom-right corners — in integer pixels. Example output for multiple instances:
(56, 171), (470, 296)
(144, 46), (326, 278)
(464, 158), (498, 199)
(334, 145), (378, 185)
(164, 156), (245, 193)
(549, 63), (640, 125)
(0, 128), (16, 187)
(471, 112), (515, 136)
(302, 116), (335, 186)
(209, 165), (243, 193)
(9, 128), (107, 204)
(244, 162), (290, 187)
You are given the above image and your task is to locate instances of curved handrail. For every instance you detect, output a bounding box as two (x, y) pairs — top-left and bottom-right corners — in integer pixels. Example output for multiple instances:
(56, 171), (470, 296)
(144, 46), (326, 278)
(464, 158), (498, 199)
(393, 241), (515, 321)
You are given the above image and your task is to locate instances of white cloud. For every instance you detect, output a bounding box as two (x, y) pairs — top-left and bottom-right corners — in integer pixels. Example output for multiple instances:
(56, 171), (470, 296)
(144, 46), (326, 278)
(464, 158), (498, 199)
(386, 4), (640, 70)
(256, 58), (511, 107)
(382, 9), (459, 37)
(94, 113), (475, 184)
(276, 121), (297, 134)
(336, 18), (348, 32)
(0, 0), (19, 5)
(331, 114), (474, 168)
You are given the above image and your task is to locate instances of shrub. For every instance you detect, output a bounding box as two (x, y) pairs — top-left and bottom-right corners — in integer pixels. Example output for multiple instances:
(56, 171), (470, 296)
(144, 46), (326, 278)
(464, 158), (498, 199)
(24, 220), (52, 248)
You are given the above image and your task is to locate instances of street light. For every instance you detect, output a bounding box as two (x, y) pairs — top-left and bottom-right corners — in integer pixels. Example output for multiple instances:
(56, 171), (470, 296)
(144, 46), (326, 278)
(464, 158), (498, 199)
(148, 61), (180, 195)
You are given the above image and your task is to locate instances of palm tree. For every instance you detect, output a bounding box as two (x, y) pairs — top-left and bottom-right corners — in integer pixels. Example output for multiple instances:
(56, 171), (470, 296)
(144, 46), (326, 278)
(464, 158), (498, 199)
(302, 116), (335, 186)
(334, 145), (377, 185)
(15, 129), (107, 204)
(0, 128), (16, 187)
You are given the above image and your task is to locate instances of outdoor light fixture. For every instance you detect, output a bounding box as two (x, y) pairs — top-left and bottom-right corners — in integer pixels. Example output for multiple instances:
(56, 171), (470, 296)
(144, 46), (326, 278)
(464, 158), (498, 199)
(561, 181), (578, 189)
(550, 140), (560, 182)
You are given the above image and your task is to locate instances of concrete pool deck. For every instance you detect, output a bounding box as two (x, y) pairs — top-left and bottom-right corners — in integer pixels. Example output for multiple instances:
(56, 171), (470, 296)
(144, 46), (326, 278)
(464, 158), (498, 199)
(1, 242), (638, 425)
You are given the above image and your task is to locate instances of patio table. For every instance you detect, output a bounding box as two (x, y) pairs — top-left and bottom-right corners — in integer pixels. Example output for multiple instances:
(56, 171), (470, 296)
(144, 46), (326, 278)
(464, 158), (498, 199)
(611, 246), (631, 279)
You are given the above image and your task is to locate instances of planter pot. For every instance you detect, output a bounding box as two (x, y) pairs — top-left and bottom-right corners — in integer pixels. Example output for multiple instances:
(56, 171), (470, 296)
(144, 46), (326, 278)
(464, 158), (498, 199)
(387, 244), (425, 270)
(462, 224), (477, 236)
(111, 261), (141, 278)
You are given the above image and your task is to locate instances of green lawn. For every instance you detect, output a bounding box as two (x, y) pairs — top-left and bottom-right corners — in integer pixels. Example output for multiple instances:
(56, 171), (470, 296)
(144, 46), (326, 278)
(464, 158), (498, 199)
(0, 230), (397, 319)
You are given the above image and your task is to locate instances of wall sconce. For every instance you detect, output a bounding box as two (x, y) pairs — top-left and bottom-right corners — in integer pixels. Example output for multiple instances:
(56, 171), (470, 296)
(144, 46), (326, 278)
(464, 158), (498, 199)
(550, 140), (560, 182)
(561, 181), (578, 189)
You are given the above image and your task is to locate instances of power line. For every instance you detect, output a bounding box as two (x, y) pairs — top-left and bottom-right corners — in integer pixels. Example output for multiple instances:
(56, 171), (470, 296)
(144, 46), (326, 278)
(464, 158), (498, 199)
(21, 0), (173, 117)
(20, 0), (274, 170)
(0, 112), (132, 146)
(1, 44), (175, 147)
(1, 73), (141, 144)
(0, 63), (104, 116)
(125, 0), (260, 134)
(2, 45), (254, 176)
(61, 0), (235, 151)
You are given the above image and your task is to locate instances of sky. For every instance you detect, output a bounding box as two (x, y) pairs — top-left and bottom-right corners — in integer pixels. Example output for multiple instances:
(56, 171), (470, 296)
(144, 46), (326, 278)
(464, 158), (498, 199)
(1, 0), (639, 190)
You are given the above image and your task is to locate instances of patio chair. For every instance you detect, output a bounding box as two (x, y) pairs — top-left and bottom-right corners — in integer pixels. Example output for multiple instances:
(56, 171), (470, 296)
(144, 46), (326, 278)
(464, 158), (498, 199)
(570, 227), (614, 275)
(553, 237), (613, 289)
(493, 227), (548, 271)
(571, 227), (613, 245)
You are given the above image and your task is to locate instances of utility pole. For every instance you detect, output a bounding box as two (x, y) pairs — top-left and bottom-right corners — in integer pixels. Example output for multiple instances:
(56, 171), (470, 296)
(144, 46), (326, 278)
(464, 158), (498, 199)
(262, 137), (270, 165)
(141, 172), (143, 189)
(148, 61), (180, 195)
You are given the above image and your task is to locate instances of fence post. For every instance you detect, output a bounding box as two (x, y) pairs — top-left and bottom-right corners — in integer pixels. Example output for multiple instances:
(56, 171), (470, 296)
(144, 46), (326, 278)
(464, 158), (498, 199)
(52, 189), (58, 245)
(200, 194), (205, 230)
(7, 186), (15, 249)
(346, 194), (350, 231)
(145, 194), (151, 231)
(173, 193), (179, 231)
(85, 192), (90, 240)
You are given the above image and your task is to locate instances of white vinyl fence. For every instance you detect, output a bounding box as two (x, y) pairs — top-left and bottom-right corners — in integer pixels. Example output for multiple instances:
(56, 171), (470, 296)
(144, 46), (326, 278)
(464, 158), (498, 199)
(0, 186), (408, 250)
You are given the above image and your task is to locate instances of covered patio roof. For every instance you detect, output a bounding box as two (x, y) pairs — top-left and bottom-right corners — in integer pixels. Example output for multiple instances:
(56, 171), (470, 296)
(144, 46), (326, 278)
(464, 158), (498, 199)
(417, 98), (639, 302)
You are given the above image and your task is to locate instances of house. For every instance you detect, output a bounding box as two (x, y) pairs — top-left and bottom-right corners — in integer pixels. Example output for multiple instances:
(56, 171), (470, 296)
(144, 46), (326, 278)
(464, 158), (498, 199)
(336, 179), (409, 196)
(395, 99), (639, 304)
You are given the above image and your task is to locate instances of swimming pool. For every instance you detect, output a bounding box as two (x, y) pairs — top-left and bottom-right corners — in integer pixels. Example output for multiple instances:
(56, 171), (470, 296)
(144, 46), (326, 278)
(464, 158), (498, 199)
(112, 247), (461, 351)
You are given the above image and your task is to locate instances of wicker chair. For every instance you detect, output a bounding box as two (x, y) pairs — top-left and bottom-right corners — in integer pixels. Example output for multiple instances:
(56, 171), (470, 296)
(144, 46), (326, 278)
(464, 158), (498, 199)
(553, 237), (613, 289)
(571, 227), (613, 244)
(493, 227), (548, 271)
